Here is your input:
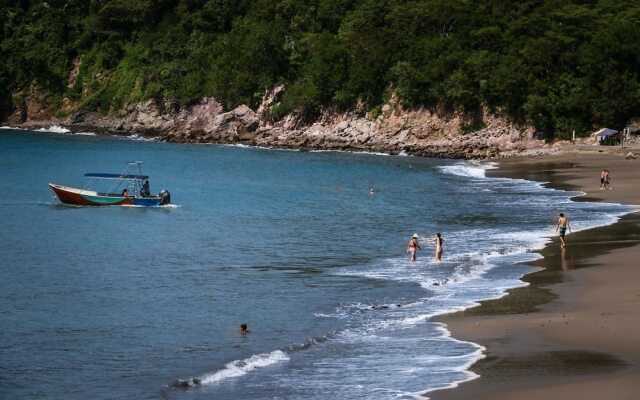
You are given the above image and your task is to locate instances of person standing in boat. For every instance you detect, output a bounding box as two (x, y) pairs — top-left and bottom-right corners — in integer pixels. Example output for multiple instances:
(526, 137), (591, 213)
(121, 188), (129, 197)
(141, 180), (150, 197)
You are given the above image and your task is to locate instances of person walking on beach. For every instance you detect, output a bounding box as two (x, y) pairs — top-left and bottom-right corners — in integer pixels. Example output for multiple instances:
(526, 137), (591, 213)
(407, 234), (421, 262)
(604, 169), (611, 190)
(433, 233), (444, 261)
(600, 169), (606, 189)
(556, 213), (572, 248)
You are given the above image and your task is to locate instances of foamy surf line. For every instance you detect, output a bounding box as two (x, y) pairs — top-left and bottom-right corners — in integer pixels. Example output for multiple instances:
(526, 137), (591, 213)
(169, 350), (289, 389)
(169, 328), (346, 389)
(36, 125), (70, 134)
(437, 161), (497, 178)
(439, 161), (634, 232)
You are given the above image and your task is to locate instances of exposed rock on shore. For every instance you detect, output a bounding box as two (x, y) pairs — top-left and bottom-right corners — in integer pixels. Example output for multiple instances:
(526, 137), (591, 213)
(7, 90), (550, 159)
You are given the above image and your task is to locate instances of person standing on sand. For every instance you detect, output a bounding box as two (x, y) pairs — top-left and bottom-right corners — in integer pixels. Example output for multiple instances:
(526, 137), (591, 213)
(407, 234), (421, 262)
(556, 213), (572, 248)
(600, 169), (606, 189)
(433, 233), (444, 261)
(604, 169), (611, 189)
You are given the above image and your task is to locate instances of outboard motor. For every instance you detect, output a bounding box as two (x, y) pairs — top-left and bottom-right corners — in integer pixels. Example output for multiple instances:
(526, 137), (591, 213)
(158, 189), (171, 205)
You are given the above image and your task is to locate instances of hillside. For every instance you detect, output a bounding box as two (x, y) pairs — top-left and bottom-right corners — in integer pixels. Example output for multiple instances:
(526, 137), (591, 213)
(1, 0), (640, 140)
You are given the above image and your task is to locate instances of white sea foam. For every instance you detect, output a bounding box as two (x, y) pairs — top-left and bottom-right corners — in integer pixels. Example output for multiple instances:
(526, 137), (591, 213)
(73, 131), (96, 136)
(417, 344), (484, 400)
(396, 314), (430, 327)
(127, 133), (156, 141)
(158, 203), (180, 208)
(437, 161), (496, 179)
(313, 313), (336, 318)
(199, 350), (289, 385)
(325, 317), (487, 399)
(488, 229), (553, 253)
(311, 149), (392, 157)
(36, 125), (70, 134)
(228, 143), (254, 149)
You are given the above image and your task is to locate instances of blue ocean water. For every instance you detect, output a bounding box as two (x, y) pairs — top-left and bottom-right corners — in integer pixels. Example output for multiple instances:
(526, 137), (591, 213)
(0, 128), (631, 399)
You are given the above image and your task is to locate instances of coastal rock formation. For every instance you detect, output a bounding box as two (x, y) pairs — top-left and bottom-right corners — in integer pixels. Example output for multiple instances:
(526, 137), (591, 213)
(8, 88), (549, 159)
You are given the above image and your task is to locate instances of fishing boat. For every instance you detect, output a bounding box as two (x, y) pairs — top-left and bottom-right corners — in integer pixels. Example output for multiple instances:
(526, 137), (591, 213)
(49, 161), (171, 206)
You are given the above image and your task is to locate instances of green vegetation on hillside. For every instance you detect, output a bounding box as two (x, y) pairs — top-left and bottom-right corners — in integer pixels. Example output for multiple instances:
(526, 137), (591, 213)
(1, 0), (639, 138)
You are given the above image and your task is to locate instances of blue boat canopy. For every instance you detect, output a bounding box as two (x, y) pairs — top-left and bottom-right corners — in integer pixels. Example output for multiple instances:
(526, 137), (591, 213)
(595, 128), (619, 137)
(84, 173), (149, 180)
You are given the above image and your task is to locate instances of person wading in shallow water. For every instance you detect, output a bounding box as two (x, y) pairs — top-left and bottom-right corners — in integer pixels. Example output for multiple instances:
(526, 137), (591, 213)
(433, 233), (444, 262)
(556, 213), (572, 248)
(407, 234), (421, 262)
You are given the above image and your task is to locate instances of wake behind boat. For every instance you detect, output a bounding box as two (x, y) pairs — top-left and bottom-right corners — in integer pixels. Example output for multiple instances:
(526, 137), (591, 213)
(49, 161), (170, 206)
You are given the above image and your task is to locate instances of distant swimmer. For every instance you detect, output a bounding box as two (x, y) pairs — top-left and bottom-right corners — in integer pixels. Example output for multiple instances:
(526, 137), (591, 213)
(556, 213), (572, 248)
(407, 234), (421, 262)
(433, 232), (444, 262)
(240, 323), (249, 334)
(369, 188), (376, 194)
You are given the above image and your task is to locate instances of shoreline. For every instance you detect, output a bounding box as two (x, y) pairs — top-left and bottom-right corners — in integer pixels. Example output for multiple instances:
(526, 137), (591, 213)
(0, 115), (568, 159)
(428, 147), (640, 399)
(4, 124), (638, 161)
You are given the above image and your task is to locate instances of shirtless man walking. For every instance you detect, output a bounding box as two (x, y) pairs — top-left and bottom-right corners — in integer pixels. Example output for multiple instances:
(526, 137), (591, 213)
(556, 213), (572, 248)
(604, 169), (611, 189)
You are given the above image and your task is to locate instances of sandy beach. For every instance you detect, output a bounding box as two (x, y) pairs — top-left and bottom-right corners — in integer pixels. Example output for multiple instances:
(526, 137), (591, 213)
(429, 143), (640, 399)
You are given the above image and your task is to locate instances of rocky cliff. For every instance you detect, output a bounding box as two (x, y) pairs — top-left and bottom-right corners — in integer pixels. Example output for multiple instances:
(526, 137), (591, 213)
(6, 86), (552, 159)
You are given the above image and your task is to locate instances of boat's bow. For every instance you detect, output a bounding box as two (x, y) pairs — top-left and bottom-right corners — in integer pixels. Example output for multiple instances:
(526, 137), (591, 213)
(49, 183), (133, 206)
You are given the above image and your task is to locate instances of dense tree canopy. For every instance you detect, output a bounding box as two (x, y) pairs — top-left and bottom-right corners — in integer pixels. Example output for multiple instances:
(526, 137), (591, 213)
(1, 0), (639, 137)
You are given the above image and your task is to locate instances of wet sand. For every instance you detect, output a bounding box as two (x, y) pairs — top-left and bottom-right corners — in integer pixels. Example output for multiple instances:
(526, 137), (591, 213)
(428, 144), (640, 399)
